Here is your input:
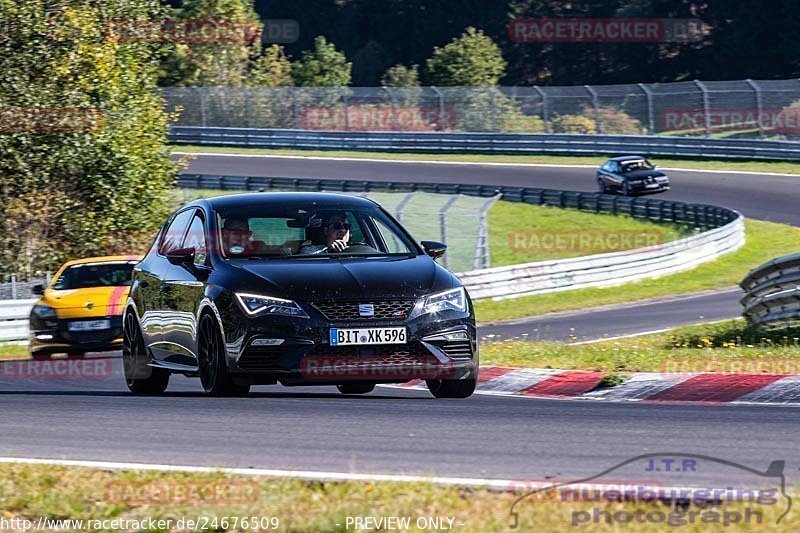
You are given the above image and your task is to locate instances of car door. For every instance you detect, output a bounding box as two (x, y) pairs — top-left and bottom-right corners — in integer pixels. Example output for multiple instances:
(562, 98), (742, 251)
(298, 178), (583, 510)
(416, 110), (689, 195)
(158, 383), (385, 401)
(160, 210), (209, 367)
(148, 207), (195, 363)
(608, 161), (624, 190)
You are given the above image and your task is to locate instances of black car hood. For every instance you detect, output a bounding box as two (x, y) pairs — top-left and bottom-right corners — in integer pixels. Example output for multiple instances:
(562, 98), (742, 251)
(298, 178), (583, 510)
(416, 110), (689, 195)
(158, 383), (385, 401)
(623, 169), (666, 179)
(227, 255), (455, 301)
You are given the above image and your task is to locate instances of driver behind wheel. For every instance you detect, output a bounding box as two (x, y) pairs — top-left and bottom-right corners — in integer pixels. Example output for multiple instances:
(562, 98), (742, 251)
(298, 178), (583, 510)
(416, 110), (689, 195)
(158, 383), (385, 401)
(299, 212), (351, 254)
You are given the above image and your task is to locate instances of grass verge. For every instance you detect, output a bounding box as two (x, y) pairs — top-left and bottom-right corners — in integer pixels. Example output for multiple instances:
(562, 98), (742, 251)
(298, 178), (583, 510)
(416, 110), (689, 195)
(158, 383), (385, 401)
(475, 218), (800, 322)
(481, 320), (800, 373)
(0, 463), (795, 532)
(0, 343), (28, 360)
(172, 144), (800, 175)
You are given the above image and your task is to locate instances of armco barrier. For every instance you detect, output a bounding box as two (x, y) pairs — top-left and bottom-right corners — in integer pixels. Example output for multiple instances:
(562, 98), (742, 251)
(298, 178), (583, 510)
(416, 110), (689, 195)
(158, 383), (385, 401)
(741, 253), (800, 329)
(169, 126), (800, 161)
(180, 174), (744, 300)
(0, 299), (35, 342)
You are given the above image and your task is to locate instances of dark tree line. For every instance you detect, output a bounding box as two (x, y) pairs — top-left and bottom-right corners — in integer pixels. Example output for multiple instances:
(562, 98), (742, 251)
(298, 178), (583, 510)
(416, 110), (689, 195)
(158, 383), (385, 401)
(252, 0), (800, 85)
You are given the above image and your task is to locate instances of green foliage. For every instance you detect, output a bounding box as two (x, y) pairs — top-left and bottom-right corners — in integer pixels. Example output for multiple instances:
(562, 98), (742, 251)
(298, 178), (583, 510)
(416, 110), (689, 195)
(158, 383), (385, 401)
(425, 27), (506, 86)
(248, 44), (293, 87)
(550, 114), (597, 134)
(381, 64), (420, 87)
(594, 106), (643, 134)
(0, 0), (178, 275)
(158, 0), (262, 87)
(291, 36), (352, 87)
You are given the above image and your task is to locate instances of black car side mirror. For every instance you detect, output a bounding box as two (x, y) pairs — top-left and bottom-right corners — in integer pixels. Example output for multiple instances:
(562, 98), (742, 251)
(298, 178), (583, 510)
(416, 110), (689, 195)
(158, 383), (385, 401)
(166, 246), (195, 265)
(31, 284), (45, 296)
(421, 241), (447, 259)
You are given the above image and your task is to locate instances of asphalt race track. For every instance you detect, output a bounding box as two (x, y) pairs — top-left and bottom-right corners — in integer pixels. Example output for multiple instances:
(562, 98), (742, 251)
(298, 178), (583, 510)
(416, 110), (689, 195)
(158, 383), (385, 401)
(1, 357), (798, 487)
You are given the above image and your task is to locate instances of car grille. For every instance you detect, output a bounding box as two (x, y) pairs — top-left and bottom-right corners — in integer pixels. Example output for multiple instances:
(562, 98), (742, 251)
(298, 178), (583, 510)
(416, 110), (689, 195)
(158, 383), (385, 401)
(312, 300), (415, 321)
(309, 343), (421, 358)
(238, 347), (284, 371)
(427, 339), (473, 359)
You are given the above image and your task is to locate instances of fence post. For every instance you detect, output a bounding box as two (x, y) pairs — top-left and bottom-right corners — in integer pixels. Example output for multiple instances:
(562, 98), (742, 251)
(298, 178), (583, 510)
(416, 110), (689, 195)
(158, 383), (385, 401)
(533, 86), (549, 133)
(638, 83), (655, 134)
(382, 86), (398, 131)
(694, 80), (711, 137)
(11, 274), (17, 300)
(395, 191), (416, 224)
(438, 196), (460, 270)
(341, 89), (350, 131)
(473, 194), (500, 270)
(585, 85), (601, 133)
(244, 87), (252, 128)
(745, 79), (765, 139)
(488, 87), (497, 132)
(290, 87), (300, 129)
(196, 87), (208, 128)
(431, 86), (445, 131)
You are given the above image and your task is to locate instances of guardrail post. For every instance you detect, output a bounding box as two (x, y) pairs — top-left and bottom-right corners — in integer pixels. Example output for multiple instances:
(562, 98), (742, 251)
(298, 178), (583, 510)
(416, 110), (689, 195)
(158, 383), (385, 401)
(745, 79), (765, 139)
(431, 86), (445, 131)
(694, 80), (712, 137)
(637, 83), (655, 134)
(585, 85), (601, 134)
(533, 86), (549, 133)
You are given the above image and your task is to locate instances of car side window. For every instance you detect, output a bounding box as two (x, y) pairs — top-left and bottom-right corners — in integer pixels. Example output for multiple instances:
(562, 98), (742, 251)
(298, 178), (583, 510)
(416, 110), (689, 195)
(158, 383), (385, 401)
(159, 209), (195, 255)
(182, 213), (208, 266)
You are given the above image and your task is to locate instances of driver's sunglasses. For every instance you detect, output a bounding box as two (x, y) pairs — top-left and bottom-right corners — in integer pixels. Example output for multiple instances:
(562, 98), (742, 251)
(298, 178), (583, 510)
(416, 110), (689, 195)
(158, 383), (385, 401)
(327, 222), (351, 230)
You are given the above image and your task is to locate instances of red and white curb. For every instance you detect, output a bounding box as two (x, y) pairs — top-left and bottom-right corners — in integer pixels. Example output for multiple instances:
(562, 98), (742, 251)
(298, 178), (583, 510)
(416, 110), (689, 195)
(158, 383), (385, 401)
(385, 366), (800, 405)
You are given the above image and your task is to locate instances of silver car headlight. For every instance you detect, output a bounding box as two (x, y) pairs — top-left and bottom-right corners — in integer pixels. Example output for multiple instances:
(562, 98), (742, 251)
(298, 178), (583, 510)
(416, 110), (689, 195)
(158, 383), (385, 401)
(410, 287), (468, 318)
(235, 293), (309, 318)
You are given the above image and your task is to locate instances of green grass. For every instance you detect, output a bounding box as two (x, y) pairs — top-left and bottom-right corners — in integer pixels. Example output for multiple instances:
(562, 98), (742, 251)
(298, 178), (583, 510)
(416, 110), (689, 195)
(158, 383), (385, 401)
(0, 343), (28, 360)
(173, 144), (800, 174)
(488, 201), (692, 265)
(476, 218), (800, 322)
(1, 463), (795, 532)
(481, 320), (800, 373)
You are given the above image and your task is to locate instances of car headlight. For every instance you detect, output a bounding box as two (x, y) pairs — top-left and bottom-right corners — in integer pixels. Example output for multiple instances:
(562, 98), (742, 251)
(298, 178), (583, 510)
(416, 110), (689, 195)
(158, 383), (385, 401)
(411, 287), (468, 318)
(32, 305), (57, 319)
(235, 293), (309, 318)
(656, 177), (669, 182)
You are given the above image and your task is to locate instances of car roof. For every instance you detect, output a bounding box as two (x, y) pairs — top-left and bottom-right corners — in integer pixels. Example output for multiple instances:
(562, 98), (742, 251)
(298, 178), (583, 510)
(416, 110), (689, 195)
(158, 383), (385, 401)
(193, 192), (378, 211)
(608, 155), (648, 162)
(60, 255), (141, 268)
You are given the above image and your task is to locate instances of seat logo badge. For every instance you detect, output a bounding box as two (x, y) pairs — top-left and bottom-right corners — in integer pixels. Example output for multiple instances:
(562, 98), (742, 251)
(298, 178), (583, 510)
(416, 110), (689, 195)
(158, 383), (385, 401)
(358, 304), (374, 317)
(86, 302), (94, 310)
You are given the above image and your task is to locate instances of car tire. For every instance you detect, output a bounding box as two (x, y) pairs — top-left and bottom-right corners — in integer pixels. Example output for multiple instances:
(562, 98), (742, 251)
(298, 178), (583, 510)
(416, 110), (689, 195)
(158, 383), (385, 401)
(597, 179), (607, 193)
(337, 383), (375, 395)
(198, 313), (250, 397)
(123, 313), (169, 394)
(425, 378), (476, 399)
(31, 353), (51, 361)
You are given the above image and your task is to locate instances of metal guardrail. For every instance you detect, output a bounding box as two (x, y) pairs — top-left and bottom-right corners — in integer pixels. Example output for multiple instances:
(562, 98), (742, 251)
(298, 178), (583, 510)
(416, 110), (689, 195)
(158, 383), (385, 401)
(170, 127), (800, 161)
(179, 174), (745, 300)
(741, 254), (800, 329)
(0, 299), (35, 342)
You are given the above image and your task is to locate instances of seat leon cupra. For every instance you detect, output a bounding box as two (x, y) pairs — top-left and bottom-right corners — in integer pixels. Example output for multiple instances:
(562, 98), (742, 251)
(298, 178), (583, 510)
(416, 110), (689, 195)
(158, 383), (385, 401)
(123, 192), (478, 398)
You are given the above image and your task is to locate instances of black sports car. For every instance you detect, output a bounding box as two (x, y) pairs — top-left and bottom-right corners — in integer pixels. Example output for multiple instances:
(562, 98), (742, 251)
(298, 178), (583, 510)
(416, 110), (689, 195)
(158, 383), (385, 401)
(596, 156), (670, 196)
(123, 192), (478, 398)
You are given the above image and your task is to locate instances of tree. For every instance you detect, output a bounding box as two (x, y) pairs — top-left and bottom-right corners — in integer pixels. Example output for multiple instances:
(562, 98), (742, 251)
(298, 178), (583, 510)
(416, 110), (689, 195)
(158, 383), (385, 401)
(425, 27), (506, 86)
(248, 44), (293, 87)
(381, 64), (420, 87)
(159, 0), (263, 87)
(291, 36), (352, 87)
(0, 0), (178, 275)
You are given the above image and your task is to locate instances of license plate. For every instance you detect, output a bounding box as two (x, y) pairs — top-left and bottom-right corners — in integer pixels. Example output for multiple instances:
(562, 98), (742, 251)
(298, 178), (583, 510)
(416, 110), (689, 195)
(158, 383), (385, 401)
(330, 327), (406, 346)
(68, 319), (110, 332)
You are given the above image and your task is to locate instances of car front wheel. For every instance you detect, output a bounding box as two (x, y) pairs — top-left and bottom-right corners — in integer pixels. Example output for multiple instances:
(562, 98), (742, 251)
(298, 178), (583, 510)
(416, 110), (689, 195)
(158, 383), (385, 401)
(123, 313), (169, 394)
(198, 313), (250, 397)
(426, 378), (476, 399)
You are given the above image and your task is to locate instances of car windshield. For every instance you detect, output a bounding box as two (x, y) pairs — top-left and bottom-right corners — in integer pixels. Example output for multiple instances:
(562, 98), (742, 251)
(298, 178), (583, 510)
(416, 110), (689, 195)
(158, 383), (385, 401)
(216, 203), (419, 258)
(52, 261), (136, 289)
(621, 159), (654, 172)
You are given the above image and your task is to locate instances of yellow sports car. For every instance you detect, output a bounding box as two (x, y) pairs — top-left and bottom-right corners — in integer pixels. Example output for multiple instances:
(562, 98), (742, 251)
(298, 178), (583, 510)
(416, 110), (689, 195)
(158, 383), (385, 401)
(29, 255), (140, 358)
